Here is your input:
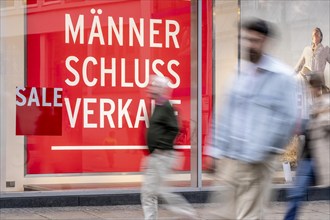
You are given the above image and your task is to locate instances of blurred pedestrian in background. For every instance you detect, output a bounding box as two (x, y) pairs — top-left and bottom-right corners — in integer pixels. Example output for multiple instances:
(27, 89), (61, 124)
(284, 74), (330, 220)
(205, 18), (298, 220)
(140, 75), (197, 220)
(294, 27), (330, 145)
(308, 74), (330, 187)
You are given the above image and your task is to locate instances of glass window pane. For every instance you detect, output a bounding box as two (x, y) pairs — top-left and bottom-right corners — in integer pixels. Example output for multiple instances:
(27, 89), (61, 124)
(209, 0), (329, 186)
(1, 0), (196, 192)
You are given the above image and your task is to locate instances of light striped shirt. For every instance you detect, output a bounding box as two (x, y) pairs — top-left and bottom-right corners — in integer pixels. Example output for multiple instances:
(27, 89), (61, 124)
(206, 55), (298, 163)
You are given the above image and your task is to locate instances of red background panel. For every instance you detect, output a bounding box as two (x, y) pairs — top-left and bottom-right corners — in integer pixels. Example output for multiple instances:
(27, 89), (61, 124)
(26, 0), (192, 174)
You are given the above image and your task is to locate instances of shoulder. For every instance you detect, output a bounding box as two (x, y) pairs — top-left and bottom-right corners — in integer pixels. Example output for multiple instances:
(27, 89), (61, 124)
(321, 93), (330, 104)
(298, 46), (312, 58)
(323, 45), (330, 53)
(303, 45), (312, 53)
(163, 100), (172, 108)
(262, 55), (295, 77)
(304, 45), (312, 50)
(162, 100), (175, 113)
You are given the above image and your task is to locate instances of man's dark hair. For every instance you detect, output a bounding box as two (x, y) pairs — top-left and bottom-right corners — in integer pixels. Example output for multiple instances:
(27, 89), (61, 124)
(242, 18), (274, 37)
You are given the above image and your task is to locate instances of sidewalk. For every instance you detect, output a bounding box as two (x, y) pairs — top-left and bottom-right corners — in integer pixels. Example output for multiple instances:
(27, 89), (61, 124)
(1, 201), (329, 220)
(2, 186), (329, 209)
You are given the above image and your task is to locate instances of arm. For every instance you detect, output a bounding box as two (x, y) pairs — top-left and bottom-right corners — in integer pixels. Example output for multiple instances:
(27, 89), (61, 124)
(326, 46), (330, 64)
(204, 75), (237, 159)
(157, 104), (179, 148)
(269, 74), (298, 153)
(204, 92), (232, 159)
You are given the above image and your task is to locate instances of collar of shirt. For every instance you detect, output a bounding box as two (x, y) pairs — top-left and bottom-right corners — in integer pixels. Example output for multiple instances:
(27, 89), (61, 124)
(240, 55), (271, 76)
(256, 54), (295, 76)
(240, 59), (258, 76)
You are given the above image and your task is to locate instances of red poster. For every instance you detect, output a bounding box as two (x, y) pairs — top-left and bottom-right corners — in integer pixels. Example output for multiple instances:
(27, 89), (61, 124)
(25, 0), (191, 174)
(16, 87), (63, 136)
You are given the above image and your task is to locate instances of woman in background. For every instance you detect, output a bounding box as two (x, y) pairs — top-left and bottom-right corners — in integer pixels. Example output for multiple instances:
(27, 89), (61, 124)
(294, 28), (329, 160)
(295, 27), (330, 84)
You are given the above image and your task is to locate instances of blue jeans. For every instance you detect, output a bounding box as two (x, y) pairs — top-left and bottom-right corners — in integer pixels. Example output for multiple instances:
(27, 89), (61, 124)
(283, 159), (315, 220)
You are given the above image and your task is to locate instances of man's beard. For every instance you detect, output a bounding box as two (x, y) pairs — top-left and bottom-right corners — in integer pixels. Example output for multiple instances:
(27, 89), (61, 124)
(248, 49), (262, 63)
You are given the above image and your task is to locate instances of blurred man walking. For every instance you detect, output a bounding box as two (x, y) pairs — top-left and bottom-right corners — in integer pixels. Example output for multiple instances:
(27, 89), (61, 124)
(141, 75), (196, 220)
(205, 18), (298, 220)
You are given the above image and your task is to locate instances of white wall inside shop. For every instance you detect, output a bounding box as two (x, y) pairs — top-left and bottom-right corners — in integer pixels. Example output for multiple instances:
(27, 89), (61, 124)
(241, 0), (330, 87)
(213, 0), (239, 118)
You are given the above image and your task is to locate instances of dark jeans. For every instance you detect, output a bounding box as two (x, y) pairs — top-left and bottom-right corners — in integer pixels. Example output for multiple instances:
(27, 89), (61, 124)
(283, 159), (315, 220)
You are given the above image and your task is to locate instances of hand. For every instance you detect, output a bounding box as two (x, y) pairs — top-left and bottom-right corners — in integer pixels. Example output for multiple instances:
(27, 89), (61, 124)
(140, 156), (149, 171)
(299, 72), (308, 81)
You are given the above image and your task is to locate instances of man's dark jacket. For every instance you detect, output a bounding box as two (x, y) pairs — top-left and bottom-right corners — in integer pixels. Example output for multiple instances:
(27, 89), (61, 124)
(147, 100), (179, 153)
